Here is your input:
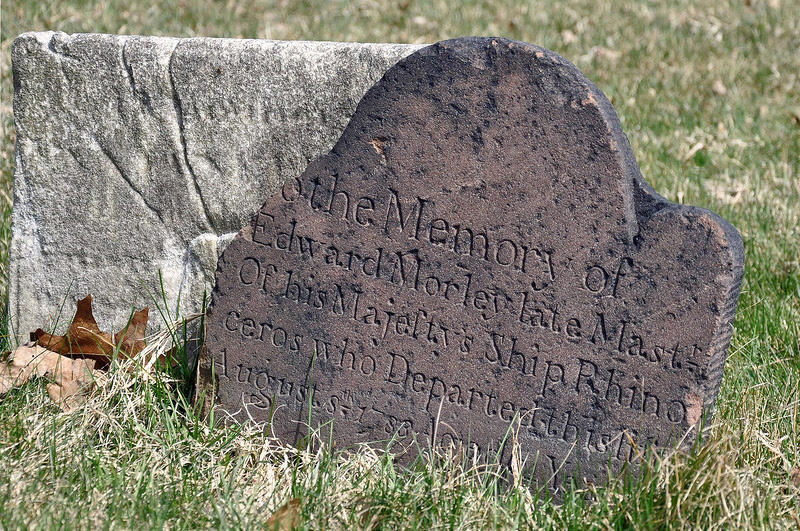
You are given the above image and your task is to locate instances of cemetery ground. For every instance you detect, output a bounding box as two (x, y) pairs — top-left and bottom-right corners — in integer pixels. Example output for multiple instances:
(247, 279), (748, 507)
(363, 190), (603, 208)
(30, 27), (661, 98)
(0, 0), (798, 529)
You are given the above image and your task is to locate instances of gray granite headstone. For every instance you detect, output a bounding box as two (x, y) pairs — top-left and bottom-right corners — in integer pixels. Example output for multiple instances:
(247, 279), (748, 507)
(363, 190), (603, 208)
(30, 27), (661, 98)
(201, 37), (745, 491)
(9, 31), (421, 340)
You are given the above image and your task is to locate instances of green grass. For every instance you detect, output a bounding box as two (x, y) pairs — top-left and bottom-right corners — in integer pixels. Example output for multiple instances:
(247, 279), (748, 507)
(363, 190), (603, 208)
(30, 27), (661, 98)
(1, 0), (799, 529)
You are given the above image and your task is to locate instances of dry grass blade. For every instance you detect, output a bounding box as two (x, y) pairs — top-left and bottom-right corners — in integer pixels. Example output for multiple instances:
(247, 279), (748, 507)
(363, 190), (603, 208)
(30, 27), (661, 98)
(137, 312), (204, 373)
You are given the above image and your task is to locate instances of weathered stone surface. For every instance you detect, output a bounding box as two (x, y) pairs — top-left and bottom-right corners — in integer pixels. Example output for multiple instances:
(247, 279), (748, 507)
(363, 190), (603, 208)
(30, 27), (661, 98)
(9, 31), (420, 340)
(203, 37), (744, 491)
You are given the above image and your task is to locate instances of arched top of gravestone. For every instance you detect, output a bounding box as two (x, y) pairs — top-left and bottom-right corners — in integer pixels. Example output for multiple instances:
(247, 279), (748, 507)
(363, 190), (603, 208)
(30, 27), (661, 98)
(301, 36), (671, 249)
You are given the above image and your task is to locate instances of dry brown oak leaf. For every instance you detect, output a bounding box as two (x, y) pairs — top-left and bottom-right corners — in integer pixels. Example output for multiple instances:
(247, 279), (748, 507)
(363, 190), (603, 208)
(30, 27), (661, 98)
(31, 294), (148, 369)
(0, 343), (99, 412)
(265, 498), (301, 531)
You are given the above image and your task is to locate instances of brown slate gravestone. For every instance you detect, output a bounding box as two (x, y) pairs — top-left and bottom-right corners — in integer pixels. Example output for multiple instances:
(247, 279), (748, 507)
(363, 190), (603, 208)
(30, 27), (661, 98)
(200, 37), (744, 491)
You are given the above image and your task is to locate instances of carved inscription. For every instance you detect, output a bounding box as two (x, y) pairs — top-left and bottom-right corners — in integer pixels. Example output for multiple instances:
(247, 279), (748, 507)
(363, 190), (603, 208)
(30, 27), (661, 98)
(202, 38), (744, 493)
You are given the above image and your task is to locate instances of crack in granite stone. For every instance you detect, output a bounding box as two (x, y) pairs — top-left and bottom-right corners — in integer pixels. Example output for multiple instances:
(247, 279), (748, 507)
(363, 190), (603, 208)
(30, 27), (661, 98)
(168, 41), (215, 234)
(95, 139), (166, 225)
